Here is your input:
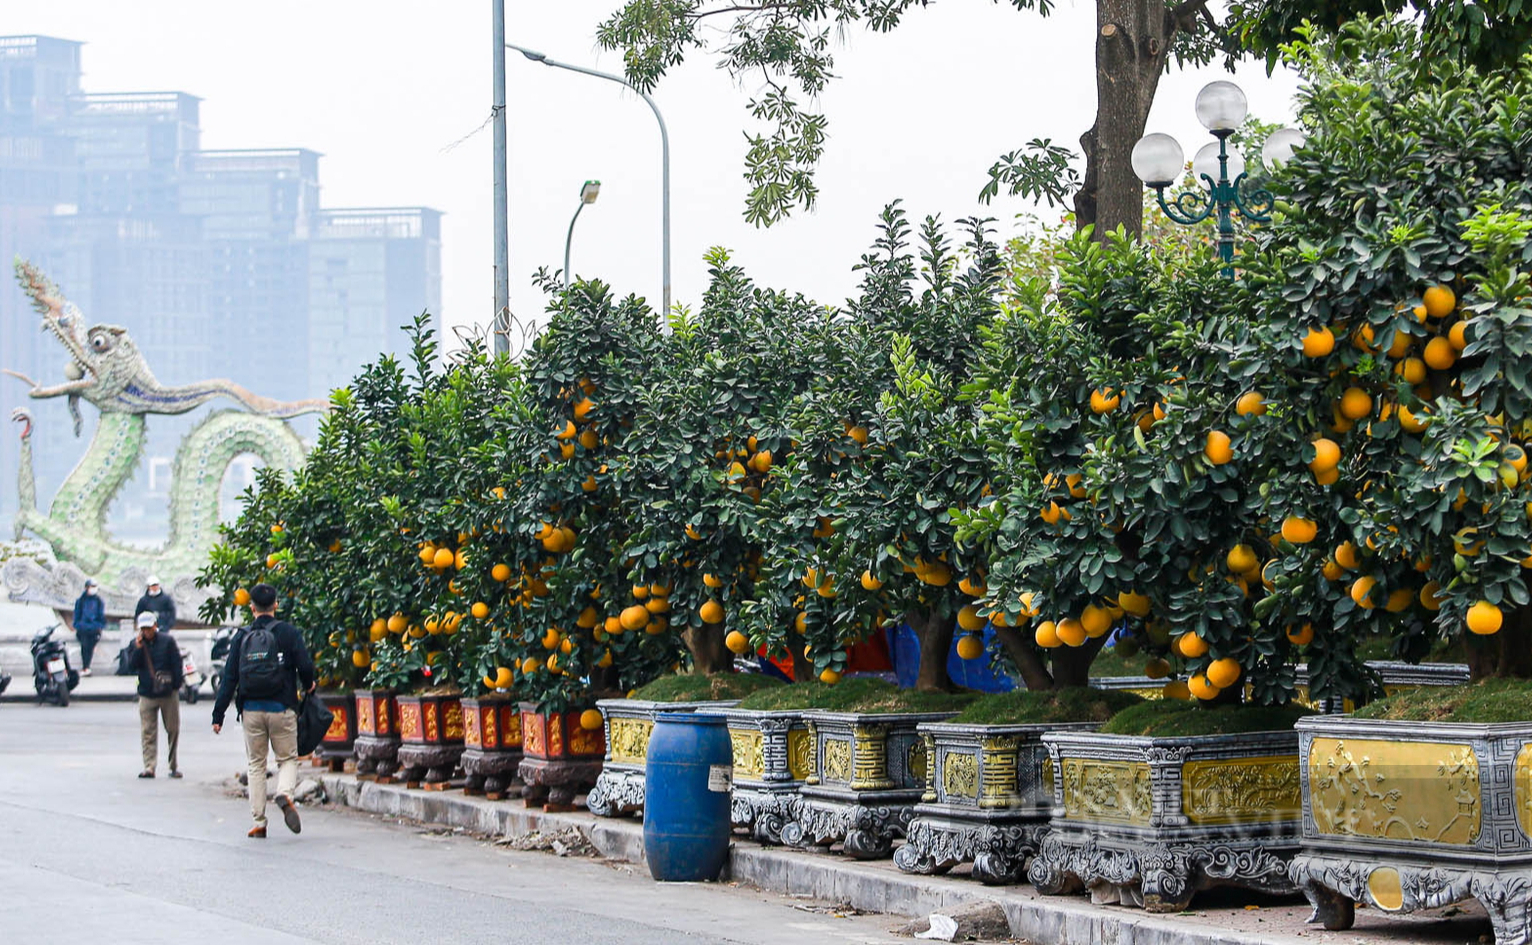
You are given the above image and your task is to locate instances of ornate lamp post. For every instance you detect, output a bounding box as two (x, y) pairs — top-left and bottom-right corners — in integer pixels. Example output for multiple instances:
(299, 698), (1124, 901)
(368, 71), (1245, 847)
(1131, 81), (1306, 278)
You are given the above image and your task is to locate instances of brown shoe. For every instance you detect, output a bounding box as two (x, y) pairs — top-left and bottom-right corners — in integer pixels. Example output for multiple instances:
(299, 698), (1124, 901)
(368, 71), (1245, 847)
(247, 826), (267, 839)
(274, 794), (302, 834)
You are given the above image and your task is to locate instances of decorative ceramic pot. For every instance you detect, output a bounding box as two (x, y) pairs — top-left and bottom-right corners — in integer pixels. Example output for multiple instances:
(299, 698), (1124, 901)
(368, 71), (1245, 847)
(894, 721), (1098, 884)
(460, 695), (523, 799)
(352, 688), (400, 781)
(395, 691), (466, 787)
(702, 707), (814, 845)
(313, 689), (358, 771)
(1288, 715), (1532, 945)
(782, 710), (961, 860)
(517, 703), (606, 812)
(586, 698), (739, 817)
(1029, 728), (1302, 912)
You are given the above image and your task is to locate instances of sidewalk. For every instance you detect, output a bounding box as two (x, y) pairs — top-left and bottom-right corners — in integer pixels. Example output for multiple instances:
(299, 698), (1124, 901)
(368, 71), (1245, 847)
(0, 672), (143, 703)
(318, 773), (1491, 945)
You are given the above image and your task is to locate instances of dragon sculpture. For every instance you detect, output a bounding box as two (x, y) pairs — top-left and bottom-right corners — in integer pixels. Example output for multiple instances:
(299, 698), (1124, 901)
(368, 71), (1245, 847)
(3, 259), (328, 619)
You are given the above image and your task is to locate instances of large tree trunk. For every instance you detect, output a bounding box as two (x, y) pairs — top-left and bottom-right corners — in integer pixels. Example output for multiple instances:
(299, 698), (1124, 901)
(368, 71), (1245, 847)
(1076, 0), (1193, 240)
(910, 608), (955, 692)
(994, 628), (1109, 690)
(996, 627), (1056, 691)
(1466, 607), (1532, 681)
(1050, 638), (1107, 688)
(684, 625), (733, 675)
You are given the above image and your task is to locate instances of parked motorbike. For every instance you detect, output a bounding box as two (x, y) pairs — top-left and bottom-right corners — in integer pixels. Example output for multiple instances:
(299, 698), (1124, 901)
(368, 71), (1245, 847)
(179, 645), (205, 704)
(208, 625), (237, 697)
(31, 624), (79, 707)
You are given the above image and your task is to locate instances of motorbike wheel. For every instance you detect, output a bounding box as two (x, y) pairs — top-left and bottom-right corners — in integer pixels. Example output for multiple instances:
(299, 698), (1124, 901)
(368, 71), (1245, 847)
(182, 686), (200, 705)
(52, 672), (69, 707)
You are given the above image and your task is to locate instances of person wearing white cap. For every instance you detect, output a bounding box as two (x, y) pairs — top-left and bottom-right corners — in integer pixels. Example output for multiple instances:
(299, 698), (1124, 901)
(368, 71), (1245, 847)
(134, 574), (177, 635)
(127, 610), (184, 778)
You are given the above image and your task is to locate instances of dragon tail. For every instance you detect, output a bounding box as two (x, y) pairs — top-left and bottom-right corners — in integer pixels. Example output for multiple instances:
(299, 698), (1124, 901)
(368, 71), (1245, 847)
(11, 408), (36, 540)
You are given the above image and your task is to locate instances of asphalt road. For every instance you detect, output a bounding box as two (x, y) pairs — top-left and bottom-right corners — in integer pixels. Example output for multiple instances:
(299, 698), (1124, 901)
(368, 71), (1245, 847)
(0, 701), (906, 945)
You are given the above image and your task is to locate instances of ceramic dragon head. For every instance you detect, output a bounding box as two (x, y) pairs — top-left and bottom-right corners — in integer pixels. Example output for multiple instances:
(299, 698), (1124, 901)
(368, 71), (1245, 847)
(11, 259), (151, 417)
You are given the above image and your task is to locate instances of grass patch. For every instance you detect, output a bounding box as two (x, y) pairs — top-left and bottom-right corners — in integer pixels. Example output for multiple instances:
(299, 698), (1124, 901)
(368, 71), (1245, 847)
(1353, 677), (1532, 724)
(1101, 699), (1314, 738)
(950, 687), (1145, 726)
(734, 677), (979, 713)
(633, 672), (784, 704)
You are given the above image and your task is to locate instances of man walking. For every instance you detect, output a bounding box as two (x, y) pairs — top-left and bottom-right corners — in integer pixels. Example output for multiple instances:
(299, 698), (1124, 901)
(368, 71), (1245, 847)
(71, 578), (106, 676)
(127, 611), (183, 778)
(212, 583), (315, 839)
(135, 575), (176, 633)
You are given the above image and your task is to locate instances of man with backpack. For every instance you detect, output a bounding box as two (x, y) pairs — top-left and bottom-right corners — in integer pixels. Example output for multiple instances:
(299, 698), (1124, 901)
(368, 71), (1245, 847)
(211, 583), (315, 838)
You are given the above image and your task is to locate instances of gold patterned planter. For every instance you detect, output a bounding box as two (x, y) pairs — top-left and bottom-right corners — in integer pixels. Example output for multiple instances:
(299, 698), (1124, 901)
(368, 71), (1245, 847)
(1029, 729), (1302, 912)
(894, 721), (1098, 884)
(1289, 716), (1532, 945)
(586, 698), (739, 817)
(708, 707), (814, 844)
(783, 710), (961, 860)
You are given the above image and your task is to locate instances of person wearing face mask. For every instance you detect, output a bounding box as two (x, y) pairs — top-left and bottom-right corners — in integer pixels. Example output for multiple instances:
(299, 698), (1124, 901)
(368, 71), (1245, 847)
(71, 578), (106, 676)
(134, 574), (177, 634)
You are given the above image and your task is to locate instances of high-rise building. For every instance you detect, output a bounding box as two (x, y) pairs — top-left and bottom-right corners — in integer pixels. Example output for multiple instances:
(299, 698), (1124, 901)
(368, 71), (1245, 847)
(0, 35), (442, 536)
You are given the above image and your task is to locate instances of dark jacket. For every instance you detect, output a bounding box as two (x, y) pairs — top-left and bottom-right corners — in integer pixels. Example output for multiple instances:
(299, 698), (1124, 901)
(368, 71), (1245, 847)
(211, 615), (315, 726)
(126, 631), (184, 698)
(73, 592), (106, 634)
(135, 591), (176, 632)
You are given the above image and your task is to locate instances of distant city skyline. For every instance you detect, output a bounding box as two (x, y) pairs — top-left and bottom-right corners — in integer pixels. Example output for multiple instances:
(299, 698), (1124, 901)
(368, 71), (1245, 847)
(5, 3), (1300, 341)
(0, 33), (440, 536)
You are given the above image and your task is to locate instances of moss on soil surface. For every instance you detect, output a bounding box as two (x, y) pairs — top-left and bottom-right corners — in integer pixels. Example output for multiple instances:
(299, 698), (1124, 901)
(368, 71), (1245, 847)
(1101, 699), (1313, 737)
(949, 687), (1145, 726)
(734, 677), (978, 713)
(1354, 677), (1532, 724)
(632, 672), (784, 703)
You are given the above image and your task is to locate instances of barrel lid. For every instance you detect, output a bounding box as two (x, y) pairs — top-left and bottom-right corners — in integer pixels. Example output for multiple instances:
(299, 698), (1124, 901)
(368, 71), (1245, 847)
(655, 711), (726, 726)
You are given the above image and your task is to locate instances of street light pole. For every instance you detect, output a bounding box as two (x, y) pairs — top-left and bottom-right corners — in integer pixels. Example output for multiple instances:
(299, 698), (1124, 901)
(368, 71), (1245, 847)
(565, 180), (602, 292)
(1131, 81), (1304, 279)
(506, 43), (671, 318)
(491, 0), (510, 355)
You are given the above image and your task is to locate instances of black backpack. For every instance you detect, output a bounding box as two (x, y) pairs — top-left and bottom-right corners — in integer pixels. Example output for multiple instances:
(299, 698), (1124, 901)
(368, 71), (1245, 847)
(238, 622), (287, 700)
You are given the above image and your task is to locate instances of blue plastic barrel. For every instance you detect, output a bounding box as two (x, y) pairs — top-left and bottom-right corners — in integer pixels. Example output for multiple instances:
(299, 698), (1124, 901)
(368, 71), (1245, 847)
(643, 711), (732, 882)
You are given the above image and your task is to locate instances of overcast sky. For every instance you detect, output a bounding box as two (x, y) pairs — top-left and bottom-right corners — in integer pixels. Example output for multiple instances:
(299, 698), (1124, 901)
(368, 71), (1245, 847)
(13, 2), (1299, 339)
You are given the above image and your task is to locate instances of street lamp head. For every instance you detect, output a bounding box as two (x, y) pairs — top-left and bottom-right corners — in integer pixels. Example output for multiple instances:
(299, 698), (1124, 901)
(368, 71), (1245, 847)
(1192, 141), (1245, 184)
(508, 44), (548, 63)
(580, 180), (602, 204)
(1195, 80), (1248, 134)
(1131, 133), (1185, 187)
(1261, 127), (1307, 169)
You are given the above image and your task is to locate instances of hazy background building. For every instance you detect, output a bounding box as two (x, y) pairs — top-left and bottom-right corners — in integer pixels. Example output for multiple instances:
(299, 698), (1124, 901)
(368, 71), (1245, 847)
(0, 34), (440, 542)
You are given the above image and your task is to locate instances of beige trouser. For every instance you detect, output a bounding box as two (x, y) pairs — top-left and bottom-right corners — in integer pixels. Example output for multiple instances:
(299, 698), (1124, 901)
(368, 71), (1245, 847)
(138, 694), (180, 774)
(243, 708), (299, 828)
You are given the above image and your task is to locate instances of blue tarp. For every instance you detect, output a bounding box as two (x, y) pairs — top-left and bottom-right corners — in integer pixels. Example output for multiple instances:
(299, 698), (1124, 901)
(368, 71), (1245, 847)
(888, 623), (1016, 693)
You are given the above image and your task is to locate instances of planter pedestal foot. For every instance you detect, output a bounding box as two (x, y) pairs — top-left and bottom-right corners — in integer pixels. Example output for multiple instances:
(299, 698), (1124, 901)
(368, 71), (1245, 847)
(1297, 879), (1355, 932)
(587, 768), (646, 817)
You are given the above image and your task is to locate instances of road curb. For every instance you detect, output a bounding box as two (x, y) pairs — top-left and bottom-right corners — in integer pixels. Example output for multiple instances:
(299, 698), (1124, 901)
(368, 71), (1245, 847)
(0, 690), (140, 704)
(316, 773), (1332, 945)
